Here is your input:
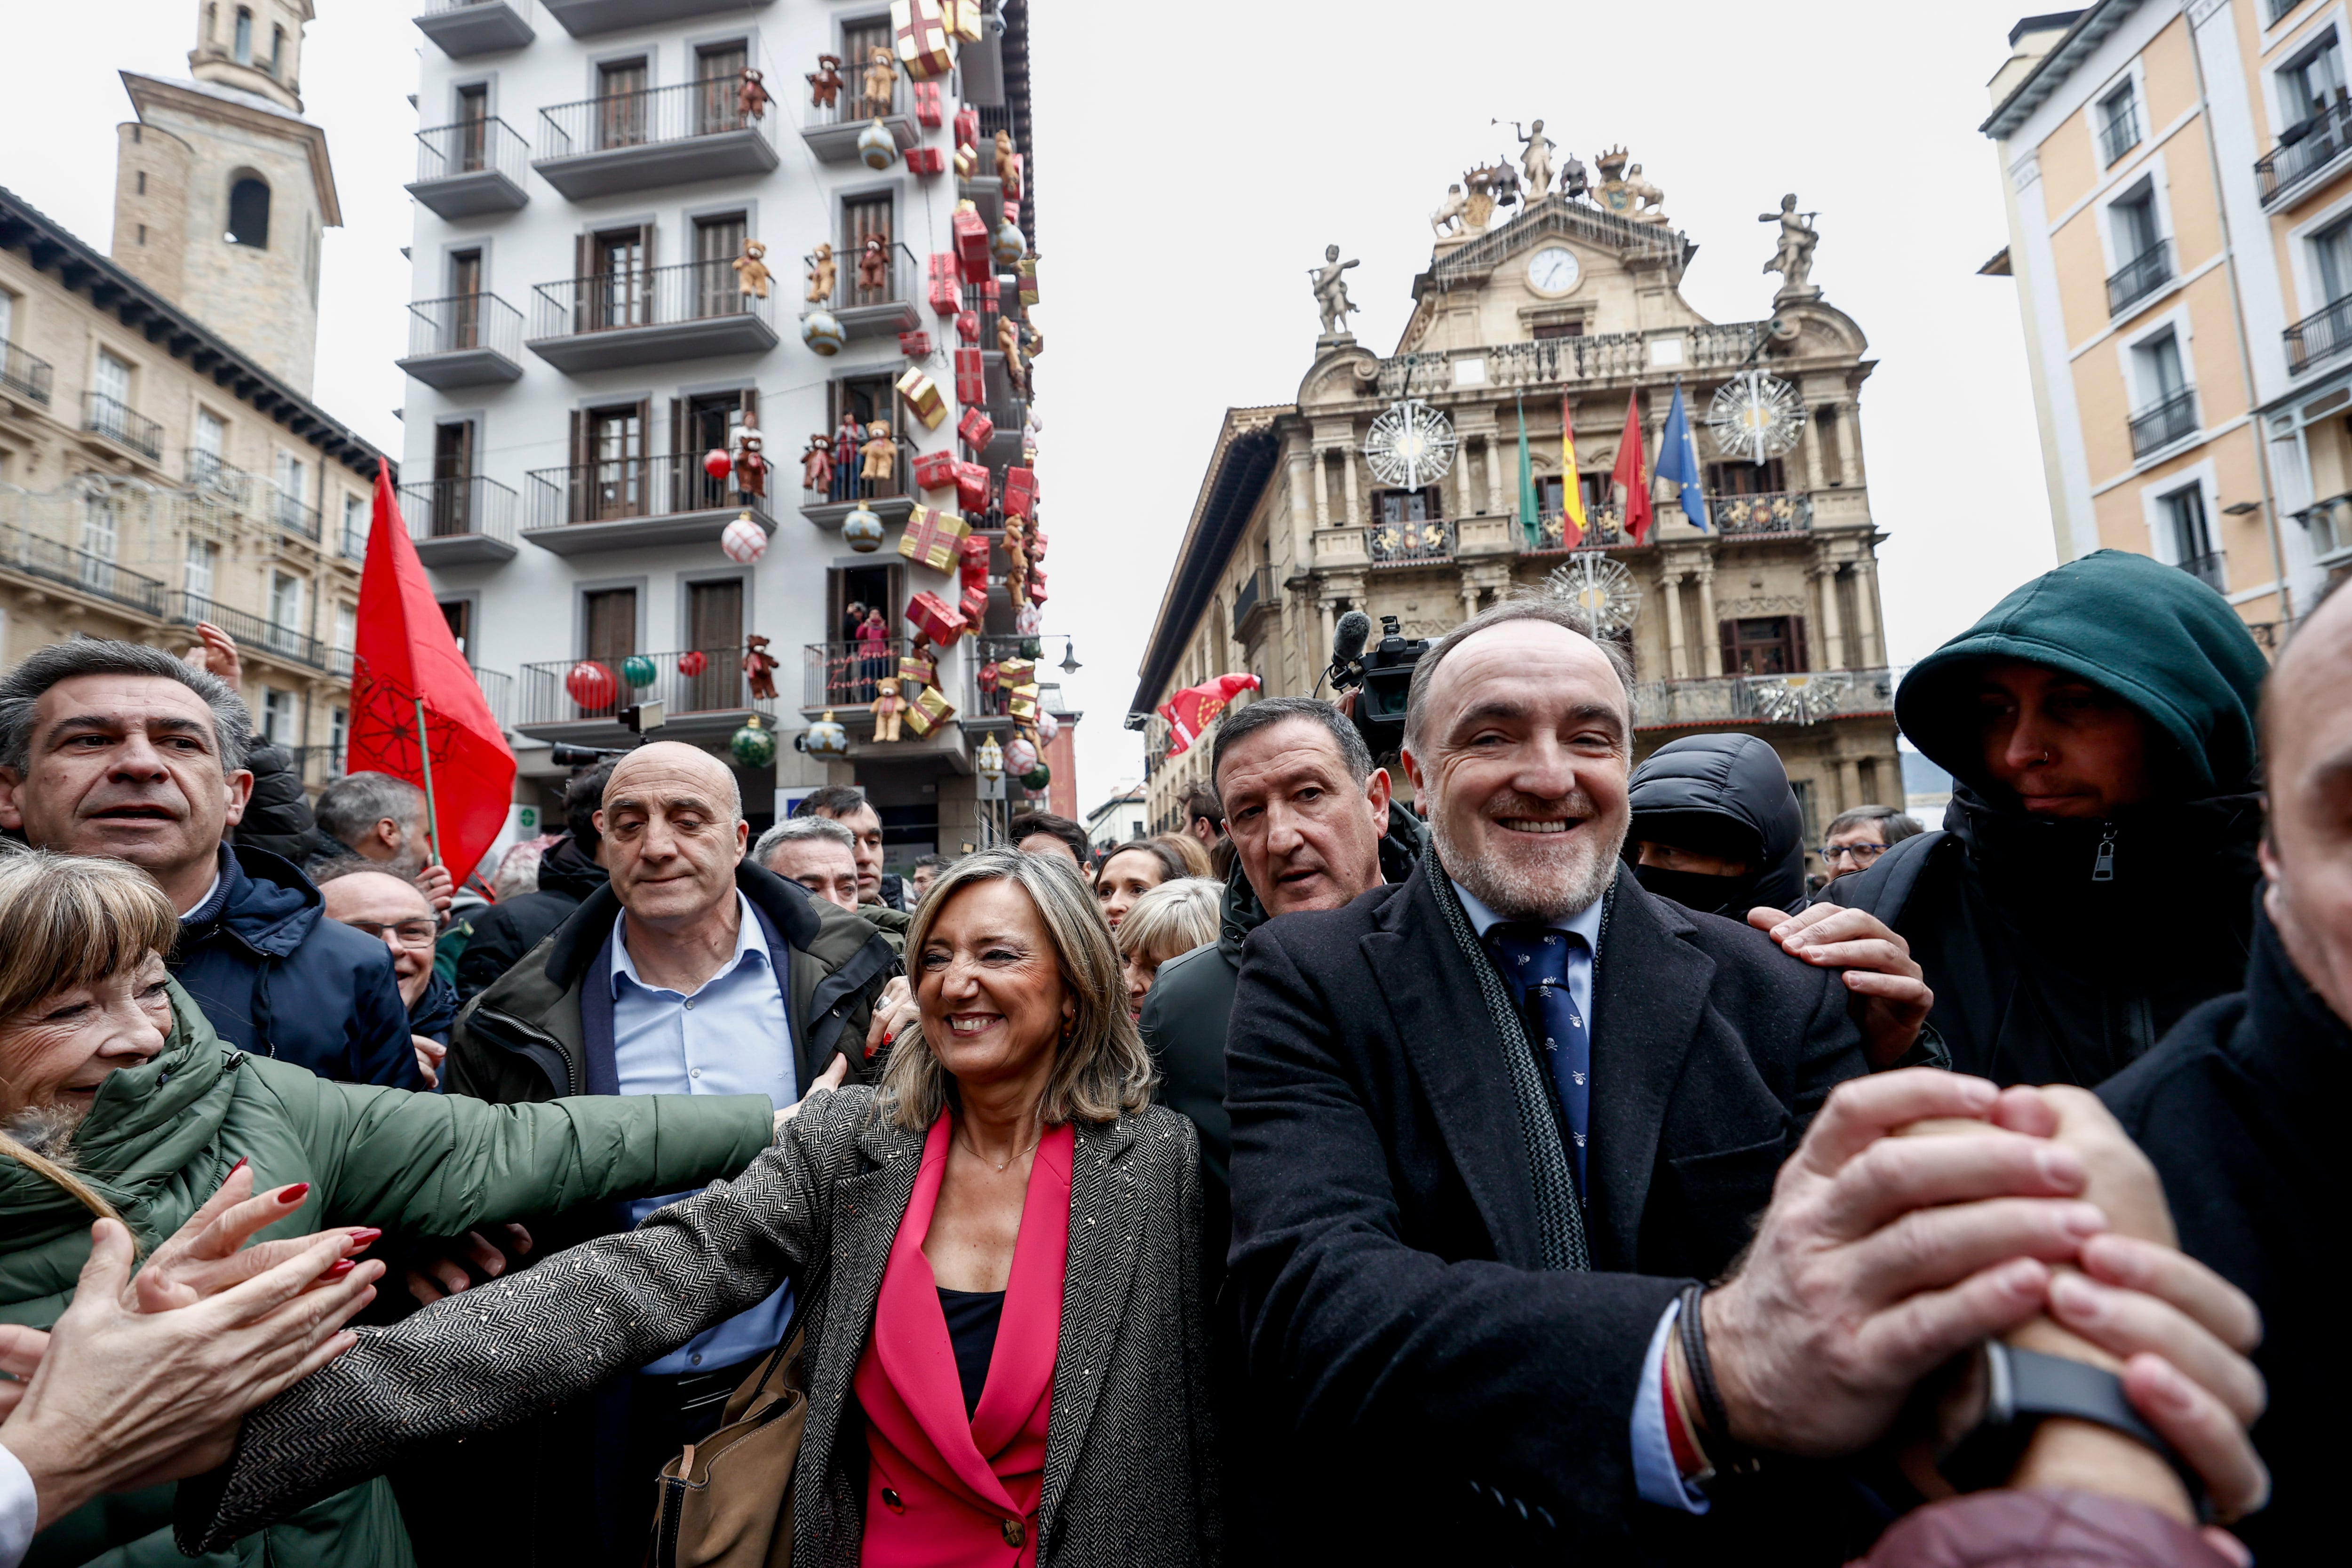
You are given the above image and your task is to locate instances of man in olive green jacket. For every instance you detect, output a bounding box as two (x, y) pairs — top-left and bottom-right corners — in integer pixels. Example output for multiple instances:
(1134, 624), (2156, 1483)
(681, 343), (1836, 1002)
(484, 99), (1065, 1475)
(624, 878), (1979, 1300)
(0, 983), (780, 1568)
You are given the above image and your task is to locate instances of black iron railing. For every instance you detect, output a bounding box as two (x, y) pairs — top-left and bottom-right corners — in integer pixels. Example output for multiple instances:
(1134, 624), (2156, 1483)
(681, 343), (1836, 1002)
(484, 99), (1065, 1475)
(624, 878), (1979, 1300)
(2178, 551), (2227, 592)
(538, 76), (774, 160)
(406, 292), (523, 361)
(2098, 101), (2141, 166)
(2106, 239), (2173, 317)
(525, 450), (774, 528)
(804, 636), (912, 708)
(414, 116), (529, 185)
(85, 393), (162, 461)
(185, 450), (254, 501)
(529, 258), (772, 340)
(1633, 668), (1899, 732)
(1367, 516), (1454, 565)
(810, 51), (904, 125)
(841, 246), (907, 312)
(519, 648), (774, 726)
(2286, 294), (2352, 373)
(400, 475), (517, 546)
(175, 591), (324, 668)
(1710, 492), (1815, 535)
(2257, 96), (2352, 205)
(2299, 490), (2352, 558)
(1523, 503), (1627, 552)
(0, 521), (170, 615)
(817, 436), (909, 503)
(270, 488), (321, 542)
(2127, 388), (2198, 456)
(0, 340), (52, 405)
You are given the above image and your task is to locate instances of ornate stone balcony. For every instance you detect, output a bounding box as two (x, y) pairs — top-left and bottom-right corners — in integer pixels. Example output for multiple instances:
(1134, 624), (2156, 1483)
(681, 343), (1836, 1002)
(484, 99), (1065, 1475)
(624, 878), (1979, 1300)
(1376, 322), (1767, 398)
(1633, 667), (1898, 732)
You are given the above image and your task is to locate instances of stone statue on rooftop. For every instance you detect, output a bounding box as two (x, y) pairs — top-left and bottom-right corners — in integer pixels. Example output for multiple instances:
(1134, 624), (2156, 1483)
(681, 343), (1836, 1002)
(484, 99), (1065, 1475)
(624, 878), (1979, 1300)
(1761, 192), (1820, 299)
(1504, 119), (1556, 202)
(1309, 244), (1360, 338)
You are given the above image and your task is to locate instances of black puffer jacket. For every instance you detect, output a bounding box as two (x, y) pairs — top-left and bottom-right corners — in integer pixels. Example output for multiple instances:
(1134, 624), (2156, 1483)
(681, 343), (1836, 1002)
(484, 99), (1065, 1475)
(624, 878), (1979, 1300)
(1623, 732), (1809, 917)
(232, 743), (324, 862)
(452, 836), (607, 1002)
(1820, 550), (2269, 1087)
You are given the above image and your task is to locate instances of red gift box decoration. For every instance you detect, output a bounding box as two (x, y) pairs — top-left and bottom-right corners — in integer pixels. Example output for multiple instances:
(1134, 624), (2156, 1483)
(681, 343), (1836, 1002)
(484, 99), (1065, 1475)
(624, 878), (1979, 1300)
(1026, 566), (1048, 607)
(897, 328), (932, 358)
(960, 583), (989, 623)
(952, 205), (990, 283)
(958, 533), (990, 579)
(913, 81), (944, 127)
(954, 106), (978, 150)
(927, 254), (960, 314)
(905, 589), (968, 645)
(954, 347), (985, 404)
(955, 309), (980, 345)
(1001, 466), (1037, 519)
(954, 460), (990, 511)
(892, 0), (955, 80)
(912, 449), (958, 492)
(904, 146), (945, 175)
(958, 407), (994, 450)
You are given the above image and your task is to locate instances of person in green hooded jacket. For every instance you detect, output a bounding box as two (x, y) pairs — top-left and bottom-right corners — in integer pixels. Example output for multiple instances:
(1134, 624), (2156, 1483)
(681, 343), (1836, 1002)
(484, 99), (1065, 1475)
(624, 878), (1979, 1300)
(0, 848), (788, 1568)
(1787, 550), (2271, 1086)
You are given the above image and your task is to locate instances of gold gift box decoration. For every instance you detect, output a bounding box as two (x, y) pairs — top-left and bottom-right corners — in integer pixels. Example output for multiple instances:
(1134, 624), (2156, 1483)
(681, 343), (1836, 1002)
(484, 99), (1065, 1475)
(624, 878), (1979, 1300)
(898, 651), (937, 687)
(995, 657), (1036, 684)
(897, 504), (970, 572)
(903, 684), (957, 736)
(894, 367), (947, 430)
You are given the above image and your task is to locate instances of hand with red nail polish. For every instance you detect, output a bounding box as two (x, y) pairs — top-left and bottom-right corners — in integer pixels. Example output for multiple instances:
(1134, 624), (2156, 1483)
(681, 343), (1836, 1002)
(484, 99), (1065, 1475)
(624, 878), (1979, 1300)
(129, 1171), (339, 1314)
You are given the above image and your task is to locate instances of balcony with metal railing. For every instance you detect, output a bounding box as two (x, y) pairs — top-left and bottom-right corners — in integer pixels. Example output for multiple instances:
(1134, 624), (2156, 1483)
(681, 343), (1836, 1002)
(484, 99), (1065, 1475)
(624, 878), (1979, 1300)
(0, 340), (52, 406)
(526, 258), (777, 372)
(2106, 239), (2174, 318)
(2127, 388), (2199, 458)
(516, 646), (775, 741)
(2298, 490), (2352, 563)
(799, 52), (918, 164)
(176, 591), (325, 669)
(2286, 294), (2352, 374)
(522, 450), (773, 554)
(413, 0), (536, 57)
(1376, 323), (1767, 398)
(270, 487), (322, 543)
(1710, 491), (1815, 535)
(1633, 667), (1899, 732)
(2098, 101), (2141, 167)
(185, 450), (255, 506)
(342, 518), (368, 561)
(84, 393), (162, 462)
(401, 474), (519, 565)
(1232, 564), (1278, 642)
(543, 0), (770, 38)
(409, 117), (531, 217)
(2258, 96), (2352, 207)
(831, 247), (922, 342)
(1368, 516), (1454, 566)
(0, 520), (171, 617)
(804, 636), (912, 710)
(2177, 550), (2228, 592)
(398, 292), (525, 389)
(534, 75), (778, 200)
(1522, 504), (1628, 553)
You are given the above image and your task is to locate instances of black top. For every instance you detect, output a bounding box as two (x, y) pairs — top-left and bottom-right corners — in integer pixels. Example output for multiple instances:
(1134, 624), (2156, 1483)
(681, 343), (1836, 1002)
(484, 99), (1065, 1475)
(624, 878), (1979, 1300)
(936, 1287), (1004, 1418)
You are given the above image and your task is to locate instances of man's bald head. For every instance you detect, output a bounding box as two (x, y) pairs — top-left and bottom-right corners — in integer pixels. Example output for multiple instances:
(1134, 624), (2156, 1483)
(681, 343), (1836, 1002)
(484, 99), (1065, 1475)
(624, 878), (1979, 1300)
(604, 742), (742, 822)
(2258, 586), (2352, 1021)
(596, 742), (748, 932)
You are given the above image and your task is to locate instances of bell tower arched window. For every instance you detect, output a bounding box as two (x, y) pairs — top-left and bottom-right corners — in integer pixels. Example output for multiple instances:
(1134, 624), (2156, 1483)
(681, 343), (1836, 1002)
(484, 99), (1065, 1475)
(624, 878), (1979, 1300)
(227, 176), (270, 248)
(233, 7), (252, 64)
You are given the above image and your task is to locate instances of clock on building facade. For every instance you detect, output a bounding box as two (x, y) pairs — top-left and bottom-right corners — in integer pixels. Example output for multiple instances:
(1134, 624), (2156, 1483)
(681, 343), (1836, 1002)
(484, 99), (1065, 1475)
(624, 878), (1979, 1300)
(1526, 245), (1581, 296)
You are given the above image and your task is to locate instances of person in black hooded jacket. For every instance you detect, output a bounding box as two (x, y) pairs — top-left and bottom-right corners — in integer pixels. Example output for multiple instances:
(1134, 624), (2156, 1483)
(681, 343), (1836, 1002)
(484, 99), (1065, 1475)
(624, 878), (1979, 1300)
(453, 762), (613, 1002)
(1807, 550), (2269, 1085)
(1624, 732), (1811, 917)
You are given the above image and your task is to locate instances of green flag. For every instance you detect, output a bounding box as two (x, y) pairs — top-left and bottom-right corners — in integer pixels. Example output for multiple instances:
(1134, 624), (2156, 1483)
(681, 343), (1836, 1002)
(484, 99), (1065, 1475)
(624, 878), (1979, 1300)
(1516, 396), (1541, 548)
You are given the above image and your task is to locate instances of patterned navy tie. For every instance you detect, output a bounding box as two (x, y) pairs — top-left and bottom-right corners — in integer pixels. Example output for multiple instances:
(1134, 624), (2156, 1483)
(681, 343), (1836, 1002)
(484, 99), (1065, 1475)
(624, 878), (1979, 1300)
(1488, 923), (1592, 1199)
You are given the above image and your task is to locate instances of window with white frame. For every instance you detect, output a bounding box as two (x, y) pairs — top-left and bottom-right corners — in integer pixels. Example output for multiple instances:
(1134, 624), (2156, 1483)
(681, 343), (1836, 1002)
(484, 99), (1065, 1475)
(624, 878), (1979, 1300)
(334, 600), (355, 658)
(260, 686), (293, 746)
(184, 536), (217, 600)
(2098, 82), (2141, 166)
(2163, 486), (2215, 562)
(194, 408), (227, 485)
(328, 706), (348, 776)
(94, 350), (130, 413)
(0, 288), (13, 348)
(78, 492), (119, 573)
(342, 492), (367, 557)
(274, 451), (306, 531)
(2316, 217), (2352, 306)
(268, 570), (302, 652)
(2111, 183), (2161, 265)
(2136, 330), (2189, 406)
(2283, 32), (2347, 129)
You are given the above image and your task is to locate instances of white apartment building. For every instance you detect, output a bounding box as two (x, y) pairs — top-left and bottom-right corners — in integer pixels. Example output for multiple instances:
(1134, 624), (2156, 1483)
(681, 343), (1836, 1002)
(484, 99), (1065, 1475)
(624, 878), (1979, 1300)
(400, 0), (1037, 865)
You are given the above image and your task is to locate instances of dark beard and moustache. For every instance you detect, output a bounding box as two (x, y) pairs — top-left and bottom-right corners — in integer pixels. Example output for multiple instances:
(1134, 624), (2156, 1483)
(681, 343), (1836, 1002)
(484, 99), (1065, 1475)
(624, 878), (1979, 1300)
(1431, 787), (1627, 923)
(3, 1102), (86, 1165)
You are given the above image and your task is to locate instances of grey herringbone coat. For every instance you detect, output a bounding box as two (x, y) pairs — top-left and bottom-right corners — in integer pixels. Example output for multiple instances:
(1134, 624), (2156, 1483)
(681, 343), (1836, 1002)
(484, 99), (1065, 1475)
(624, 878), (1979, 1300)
(176, 1088), (1221, 1568)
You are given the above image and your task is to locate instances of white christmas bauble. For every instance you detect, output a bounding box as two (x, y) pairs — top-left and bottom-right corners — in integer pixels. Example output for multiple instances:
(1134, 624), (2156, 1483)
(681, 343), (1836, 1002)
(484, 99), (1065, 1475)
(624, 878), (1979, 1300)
(858, 119), (899, 169)
(721, 512), (770, 564)
(842, 505), (884, 552)
(1005, 737), (1039, 776)
(1034, 708), (1059, 744)
(801, 310), (845, 356)
(1015, 603), (1041, 636)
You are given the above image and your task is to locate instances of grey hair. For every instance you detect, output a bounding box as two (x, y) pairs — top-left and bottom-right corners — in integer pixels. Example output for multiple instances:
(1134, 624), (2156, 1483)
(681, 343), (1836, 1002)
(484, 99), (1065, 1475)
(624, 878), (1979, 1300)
(875, 847), (1155, 1131)
(313, 772), (425, 854)
(752, 813), (856, 868)
(1210, 695), (1375, 789)
(1401, 593), (1635, 756)
(1826, 804), (1923, 844)
(1114, 876), (1223, 967)
(0, 639), (253, 777)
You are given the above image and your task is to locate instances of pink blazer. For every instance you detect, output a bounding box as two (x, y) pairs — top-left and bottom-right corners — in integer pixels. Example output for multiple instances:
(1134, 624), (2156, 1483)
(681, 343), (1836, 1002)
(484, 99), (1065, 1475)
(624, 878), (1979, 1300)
(851, 1116), (1074, 1567)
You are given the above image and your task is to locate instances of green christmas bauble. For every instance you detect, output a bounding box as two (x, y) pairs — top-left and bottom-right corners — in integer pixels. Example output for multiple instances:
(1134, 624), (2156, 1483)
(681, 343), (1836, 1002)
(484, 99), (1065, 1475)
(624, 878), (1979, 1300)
(620, 654), (657, 689)
(1018, 637), (1041, 660)
(1019, 763), (1051, 791)
(730, 716), (778, 769)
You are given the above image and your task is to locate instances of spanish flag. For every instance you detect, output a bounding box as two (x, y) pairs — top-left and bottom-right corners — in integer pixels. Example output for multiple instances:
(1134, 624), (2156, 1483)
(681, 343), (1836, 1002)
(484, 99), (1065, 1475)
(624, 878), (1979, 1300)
(1560, 396), (1588, 549)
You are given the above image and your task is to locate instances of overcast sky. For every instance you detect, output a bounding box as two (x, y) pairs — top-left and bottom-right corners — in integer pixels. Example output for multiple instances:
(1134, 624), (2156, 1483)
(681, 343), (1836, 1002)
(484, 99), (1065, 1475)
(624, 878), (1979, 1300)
(3, 1), (2059, 808)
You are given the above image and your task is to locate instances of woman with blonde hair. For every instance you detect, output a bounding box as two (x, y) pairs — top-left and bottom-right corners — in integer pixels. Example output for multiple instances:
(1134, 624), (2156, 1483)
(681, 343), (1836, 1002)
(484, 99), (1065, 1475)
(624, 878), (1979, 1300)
(179, 848), (1219, 1568)
(0, 848), (792, 1568)
(1151, 832), (1215, 881)
(1115, 877), (1222, 1019)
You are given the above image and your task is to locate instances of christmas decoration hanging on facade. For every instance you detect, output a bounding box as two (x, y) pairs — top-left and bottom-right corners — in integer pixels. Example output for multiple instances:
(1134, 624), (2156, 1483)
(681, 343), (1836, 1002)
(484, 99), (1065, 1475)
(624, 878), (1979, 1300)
(677, 650), (709, 678)
(1706, 368), (1804, 464)
(742, 635), (780, 701)
(565, 660), (615, 711)
(801, 308), (845, 356)
(721, 512), (770, 564)
(843, 505), (885, 552)
(898, 504), (969, 572)
(730, 715), (779, 768)
(894, 367), (947, 430)
(620, 654), (657, 690)
(799, 709), (851, 760)
(903, 684), (956, 736)
(1543, 553), (1641, 637)
(871, 684), (906, 741)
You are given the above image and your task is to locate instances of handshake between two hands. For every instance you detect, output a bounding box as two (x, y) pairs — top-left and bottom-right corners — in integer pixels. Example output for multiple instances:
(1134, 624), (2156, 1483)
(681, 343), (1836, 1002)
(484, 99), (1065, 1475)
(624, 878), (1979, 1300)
(0, 1165), (386, 1531)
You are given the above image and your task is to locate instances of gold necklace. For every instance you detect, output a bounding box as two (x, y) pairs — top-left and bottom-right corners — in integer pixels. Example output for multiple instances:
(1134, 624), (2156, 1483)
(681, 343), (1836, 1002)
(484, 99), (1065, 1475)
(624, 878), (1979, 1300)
(955, 1122), (1041, 1173)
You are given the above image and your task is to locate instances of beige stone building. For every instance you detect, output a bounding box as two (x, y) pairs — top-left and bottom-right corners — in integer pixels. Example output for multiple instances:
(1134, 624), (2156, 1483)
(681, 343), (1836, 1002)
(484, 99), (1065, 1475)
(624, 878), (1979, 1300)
(0, 2), (385, 785)
(1132, 174), (1901, 882)
(1981, 1), (2352, 637)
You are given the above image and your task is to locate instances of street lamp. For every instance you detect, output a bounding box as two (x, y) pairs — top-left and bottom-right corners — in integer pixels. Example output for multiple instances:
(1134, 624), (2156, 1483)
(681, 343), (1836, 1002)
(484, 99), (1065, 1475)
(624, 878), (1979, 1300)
(1058, 636), (1082, 675)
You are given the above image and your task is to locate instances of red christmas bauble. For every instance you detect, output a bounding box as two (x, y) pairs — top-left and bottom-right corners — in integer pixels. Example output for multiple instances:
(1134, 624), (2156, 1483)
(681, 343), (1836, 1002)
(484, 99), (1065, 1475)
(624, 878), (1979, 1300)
(565, 660), (617, 709)
(676, 650), (709, 678)
(703, 448), (732, 480)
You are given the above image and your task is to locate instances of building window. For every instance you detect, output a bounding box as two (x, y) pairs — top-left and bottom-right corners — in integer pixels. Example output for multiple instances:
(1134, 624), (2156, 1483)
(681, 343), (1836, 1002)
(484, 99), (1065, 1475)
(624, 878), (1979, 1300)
(842, 194), (895, 307)
(270, 24), (285, 78)
(696, 40), (749, 133)
(1532, 320), (1584, 341)
(1707, 457), (1788, 496)
(2161, 486), (2222, 588)
(2106, 182), (2170, 314)
(2282, 32), (2347, 131)
(1720, 615), (1807, 677)
(185, 537), (217, 600)
(268, 572), (303, 656)
(328, 707), (348, 776)
(95, 350), (130, 410)
(342, 492), (368, 557)
(260, 687), (293, 746)
(583, 587), (636, 664)
(2110, 183), (2161, 266)
(233, 6), (252, 65)
(0, 287), (13, 349)
(454, 85), (490, 172)
(2315, 216), (2352, 305)
(2136, 329), (2188, 402)
(194, 407), (227, 484)
(334, 600), (356, 660)
(694, 212), (748, 316)
(440, 597), (472, 656)
(79, 490), (120, 565)
(596, 58), (650, 150)
(1374, 486), (1440, 523)
(2097, 82), (2141, 166)
(227, 176), (270, 248)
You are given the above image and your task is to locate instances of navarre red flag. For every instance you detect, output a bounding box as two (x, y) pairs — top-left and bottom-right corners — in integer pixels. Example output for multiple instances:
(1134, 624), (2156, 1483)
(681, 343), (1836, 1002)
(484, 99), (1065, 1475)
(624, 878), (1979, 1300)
(346, 466), (516, 885)
(1611, 392), (1653, 546)
(1156, 673), (1259, 759)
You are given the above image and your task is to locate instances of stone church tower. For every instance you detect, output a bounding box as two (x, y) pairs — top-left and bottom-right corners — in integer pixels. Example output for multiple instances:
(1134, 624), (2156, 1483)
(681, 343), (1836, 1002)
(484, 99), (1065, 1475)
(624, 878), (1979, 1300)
(107, 0), (339, 396)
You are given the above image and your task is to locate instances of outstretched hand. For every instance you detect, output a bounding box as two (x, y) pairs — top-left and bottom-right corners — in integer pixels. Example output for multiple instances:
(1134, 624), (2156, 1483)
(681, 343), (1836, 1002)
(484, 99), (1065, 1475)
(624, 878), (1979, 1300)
(132, 1161), (378, 1313)
(1750, 903), (1933, 1070)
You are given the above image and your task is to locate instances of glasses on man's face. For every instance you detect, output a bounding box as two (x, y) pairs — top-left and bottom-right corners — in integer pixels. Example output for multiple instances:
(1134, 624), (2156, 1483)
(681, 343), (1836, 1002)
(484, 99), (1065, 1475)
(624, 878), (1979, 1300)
(1820, 841), (1888, 866)
(346, 918), (438, 949)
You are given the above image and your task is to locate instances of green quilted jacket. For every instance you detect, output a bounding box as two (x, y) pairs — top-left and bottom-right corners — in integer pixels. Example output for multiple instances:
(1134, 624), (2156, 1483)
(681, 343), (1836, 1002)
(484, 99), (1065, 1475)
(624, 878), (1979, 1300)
(1, 980), (777, 1568)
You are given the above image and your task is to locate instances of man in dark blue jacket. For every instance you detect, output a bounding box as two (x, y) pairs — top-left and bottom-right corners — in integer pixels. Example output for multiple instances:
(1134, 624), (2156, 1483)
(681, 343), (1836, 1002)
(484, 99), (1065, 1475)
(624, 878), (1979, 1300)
(0, 639), (417, 1088)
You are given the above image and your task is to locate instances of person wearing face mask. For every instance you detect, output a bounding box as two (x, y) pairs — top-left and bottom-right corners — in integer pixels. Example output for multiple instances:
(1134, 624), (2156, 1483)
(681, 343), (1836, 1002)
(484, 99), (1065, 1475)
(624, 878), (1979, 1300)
(1797, 551), (2269, 1085)
(1623, 734), (1810, 919)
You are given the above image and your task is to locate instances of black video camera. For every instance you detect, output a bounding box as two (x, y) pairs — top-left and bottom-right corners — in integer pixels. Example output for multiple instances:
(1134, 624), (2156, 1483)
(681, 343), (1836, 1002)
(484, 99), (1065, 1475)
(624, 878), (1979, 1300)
(1328, 613), (1428, 764)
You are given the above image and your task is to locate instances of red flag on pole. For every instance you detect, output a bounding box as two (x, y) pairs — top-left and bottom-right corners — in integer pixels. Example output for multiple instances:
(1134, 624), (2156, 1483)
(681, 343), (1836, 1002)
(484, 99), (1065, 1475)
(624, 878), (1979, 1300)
(346, 466), (516, 885)
(1611, 392), (1653, 545)
(1156, 673), (1259, 759)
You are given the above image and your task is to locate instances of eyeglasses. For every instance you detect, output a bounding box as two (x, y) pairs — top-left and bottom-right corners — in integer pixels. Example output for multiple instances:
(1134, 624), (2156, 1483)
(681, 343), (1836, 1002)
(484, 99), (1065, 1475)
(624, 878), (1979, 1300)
(344, 918), (439, 949)
(1820, 841), (1888, 866)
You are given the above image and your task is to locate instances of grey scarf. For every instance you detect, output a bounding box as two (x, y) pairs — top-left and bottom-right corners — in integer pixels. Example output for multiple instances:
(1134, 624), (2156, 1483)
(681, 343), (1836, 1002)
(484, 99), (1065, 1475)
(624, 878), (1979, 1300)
(1430, 870), (1591, 1272)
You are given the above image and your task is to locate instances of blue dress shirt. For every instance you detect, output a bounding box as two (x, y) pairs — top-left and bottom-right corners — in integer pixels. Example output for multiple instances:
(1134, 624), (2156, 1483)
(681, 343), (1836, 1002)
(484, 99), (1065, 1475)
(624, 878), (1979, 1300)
(1449, 878), (1705, 1514)
(611, 891), (796, 1375)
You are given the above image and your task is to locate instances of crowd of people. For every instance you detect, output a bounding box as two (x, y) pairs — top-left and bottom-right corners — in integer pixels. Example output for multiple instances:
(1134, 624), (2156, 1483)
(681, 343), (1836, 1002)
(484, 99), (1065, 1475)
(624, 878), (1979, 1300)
(0, 546), (2336, 1568)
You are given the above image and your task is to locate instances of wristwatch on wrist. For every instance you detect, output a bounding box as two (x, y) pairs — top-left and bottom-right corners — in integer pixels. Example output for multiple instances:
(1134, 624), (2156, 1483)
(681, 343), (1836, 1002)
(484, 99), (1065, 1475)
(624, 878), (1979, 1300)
(1940, 1341), (2202, 1509)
